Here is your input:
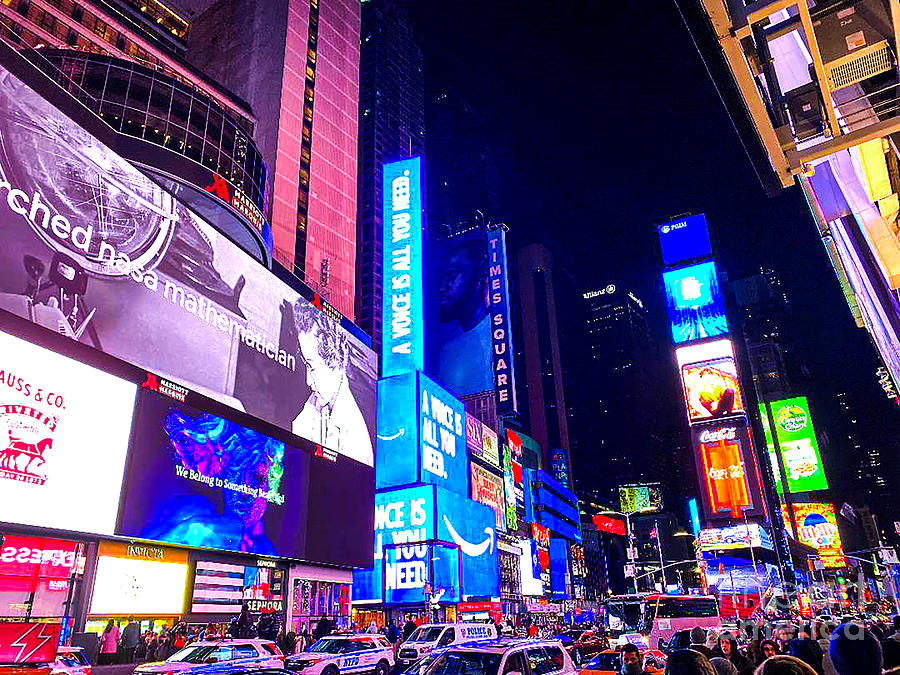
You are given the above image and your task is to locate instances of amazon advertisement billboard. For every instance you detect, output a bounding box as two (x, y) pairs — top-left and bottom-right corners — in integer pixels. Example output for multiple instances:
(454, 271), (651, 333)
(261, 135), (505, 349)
(375, 371), (466, 495)
(0, 62), (376, 467)
(352, 484), (499, 603)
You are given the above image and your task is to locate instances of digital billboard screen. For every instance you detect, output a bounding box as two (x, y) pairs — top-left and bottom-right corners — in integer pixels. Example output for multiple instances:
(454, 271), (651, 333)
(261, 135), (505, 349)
(0, 63), (376, 466)
(471, 463), (506, 532)
(382, 158), (425, 378)
(428, 225), (516, 411)
(658, 214), (713, 267)
(0, 330), (136, 534)
(663, 261), (728, 344)
(618, 484), (663, 514)
(789, 503), (846, 568)
(761, 397), (828, 493)
(677, 339), (745, 423)
(90, 546), (188, 616)
(692, 422), (758, 518)
(117, 387), (373, 566)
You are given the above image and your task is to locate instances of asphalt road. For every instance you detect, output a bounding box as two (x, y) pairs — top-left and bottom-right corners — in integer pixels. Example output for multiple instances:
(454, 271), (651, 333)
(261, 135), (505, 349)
(93, 664), (138, 675)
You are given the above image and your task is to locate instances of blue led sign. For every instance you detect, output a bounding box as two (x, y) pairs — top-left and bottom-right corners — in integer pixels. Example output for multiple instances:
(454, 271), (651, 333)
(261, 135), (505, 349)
(658, 213), (713, 267)
(663, 261), (728, 344)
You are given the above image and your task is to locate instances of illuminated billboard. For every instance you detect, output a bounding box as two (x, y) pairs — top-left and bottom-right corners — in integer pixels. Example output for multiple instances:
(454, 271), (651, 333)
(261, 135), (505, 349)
(117, 387), (373, 566)
(0, 63), (376, 466)
(760, 397), (828, 493)
(428, 225), (517, 412)
(677, 339), (745, 423)
(471, 464), (506, 531)
(89, 542), (188, 615)
(692, 422), (757, 518)
(658, 213), (714, 267)
(502, 444), (518, 531)
(698, 523), (772, 551)
(375, 371), (467, 494)
(353, 485), (499, 603)
(789, 503), (846, 568)
(663, 261), (728, 344)
(618, 484), (663, 514)
(0, 330), (136, 535)
(382, 158), (425, 377)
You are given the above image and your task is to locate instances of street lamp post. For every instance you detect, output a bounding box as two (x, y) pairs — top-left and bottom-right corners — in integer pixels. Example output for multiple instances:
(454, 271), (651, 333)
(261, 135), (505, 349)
(597, 509), (646, 592)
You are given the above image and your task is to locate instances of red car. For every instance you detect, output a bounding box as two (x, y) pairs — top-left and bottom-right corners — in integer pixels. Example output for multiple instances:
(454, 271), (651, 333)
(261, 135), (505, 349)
(555, 629), (609, 667)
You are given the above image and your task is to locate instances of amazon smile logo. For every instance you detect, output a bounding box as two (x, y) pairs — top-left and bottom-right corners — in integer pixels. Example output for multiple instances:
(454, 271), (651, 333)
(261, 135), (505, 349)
(443, 515), (494, 557)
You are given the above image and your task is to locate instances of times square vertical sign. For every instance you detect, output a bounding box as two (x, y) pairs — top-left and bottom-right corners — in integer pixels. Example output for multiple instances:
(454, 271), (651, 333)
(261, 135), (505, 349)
(382, 158), (425, 376)
(488, 226), (517, 414)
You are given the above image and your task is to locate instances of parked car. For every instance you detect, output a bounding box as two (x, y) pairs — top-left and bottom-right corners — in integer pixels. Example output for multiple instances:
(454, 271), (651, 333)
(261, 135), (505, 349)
(284, 634), (394, 675)
(51, 647), (91, 675)
(396, 624), (498, 669)
(133, 639), (284, 675)
(553, 629), (608, 667)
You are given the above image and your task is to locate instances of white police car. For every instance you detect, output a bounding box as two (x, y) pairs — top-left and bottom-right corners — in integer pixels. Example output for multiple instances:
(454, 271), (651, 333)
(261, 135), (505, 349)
(396, 623), (497, 668)
(284, 634), (394, 675)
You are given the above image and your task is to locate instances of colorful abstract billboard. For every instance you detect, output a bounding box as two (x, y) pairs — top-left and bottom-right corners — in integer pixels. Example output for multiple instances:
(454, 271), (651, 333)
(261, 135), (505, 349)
(698, 523), (772, 551)
(428, 224), (516, 413)
(760, 397), (828, 493)
(0, 62), (377, 466)
(663, 261), (728, 344)
(118, 386), (373, 566)
(790, 503), (846, 568)
(0, 330), (136, 535)
(658, 213), (714, 267)
(677, 339), (745, 423)
(692, 422), (757, 518)
(375, 371), (467, 495)
(618, 483), (663, 514)
(471, 463), (506, 531)
(382, 157), (425, 377)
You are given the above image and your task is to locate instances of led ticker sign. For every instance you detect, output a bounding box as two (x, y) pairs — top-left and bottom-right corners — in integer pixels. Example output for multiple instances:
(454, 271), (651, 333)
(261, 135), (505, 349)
(382, 157), (425, 377)
(677, 339), (745, 424)
(790, 503), (846, 568)
(761, 397), (828, 493)
(658, 213), (713, 267)
(692, 422), (755, 518)
(593, 514), (627, 536)
(663, 261), (728, 344)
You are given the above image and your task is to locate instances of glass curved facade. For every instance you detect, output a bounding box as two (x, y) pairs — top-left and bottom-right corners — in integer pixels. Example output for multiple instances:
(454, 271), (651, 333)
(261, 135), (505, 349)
(29, 49), (267, 215)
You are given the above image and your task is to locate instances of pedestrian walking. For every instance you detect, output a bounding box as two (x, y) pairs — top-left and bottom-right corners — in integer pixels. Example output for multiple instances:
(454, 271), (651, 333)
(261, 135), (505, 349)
(828, 625), (883, 675)
(715, 635), (753, 675)
(710, 657), (739, 675)
(122, 618), (141, 663)
(99, 620), (120, 665)
(403, 617), (416, 641)
(756, 656), (819, 675)
(665, 648), (716, 675)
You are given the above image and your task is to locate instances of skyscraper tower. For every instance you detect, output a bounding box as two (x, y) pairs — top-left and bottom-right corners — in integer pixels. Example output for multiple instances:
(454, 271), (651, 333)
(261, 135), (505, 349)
(516, 244), (572, 476)
(355, 0), (425, 346)
(187, 0), (361, 316)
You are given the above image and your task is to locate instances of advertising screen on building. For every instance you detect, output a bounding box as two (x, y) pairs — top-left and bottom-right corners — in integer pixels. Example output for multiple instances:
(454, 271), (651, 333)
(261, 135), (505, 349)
(0, 330), (136, 535)
(482, 425), (500, 467)
(502, 444), (518, 531)
(676, 339), (745, 423)
(436, 487), (500, 599)
(428, 225), (516, 412)
(692, 422), (757, 518)
(663, 261), (728, 344)
(382, 157), (425, 378)
(698, 523), (772, 551)
(0, 63), (376, 466)
(789, 503), (846, 567)
(376, 372), (466, 494)
(0, 534), (79, 619)
(471, 464), (506, 531)
(618, 484), (663, 514)
(117, 387), (373, 566)
(761, 398), (828, 493)
(191, 560), (285, 614)
(90, 551), (188, 616)
(658, 214), (713, 267)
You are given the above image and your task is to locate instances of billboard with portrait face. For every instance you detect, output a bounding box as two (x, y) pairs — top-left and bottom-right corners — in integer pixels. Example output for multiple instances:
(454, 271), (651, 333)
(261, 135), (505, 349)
(676, 339), (745, 424)
(0, 63), (375, 466)
(0, 330), (136, 535)
(663, 261), (728, 344)
(427, 225), (516, 411)
(117, 386), (373, 566)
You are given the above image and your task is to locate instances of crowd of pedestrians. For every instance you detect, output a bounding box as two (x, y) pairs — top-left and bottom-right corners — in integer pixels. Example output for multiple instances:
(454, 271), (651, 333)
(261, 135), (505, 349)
(659, 618), (900, 675)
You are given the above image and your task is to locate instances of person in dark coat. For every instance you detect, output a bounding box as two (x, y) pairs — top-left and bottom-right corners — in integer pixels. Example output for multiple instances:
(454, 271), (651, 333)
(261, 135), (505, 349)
(787, 637), (824, 675)
(714, 635), (753, 675)
(403, 618), (417, 641)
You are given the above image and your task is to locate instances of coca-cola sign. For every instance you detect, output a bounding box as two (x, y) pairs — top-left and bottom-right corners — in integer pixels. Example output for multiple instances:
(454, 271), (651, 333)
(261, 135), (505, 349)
(692, 420), (759, 519)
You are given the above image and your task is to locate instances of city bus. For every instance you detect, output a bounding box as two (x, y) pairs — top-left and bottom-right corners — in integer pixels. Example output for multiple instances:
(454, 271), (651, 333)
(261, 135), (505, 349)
(602, 594), (722, 647)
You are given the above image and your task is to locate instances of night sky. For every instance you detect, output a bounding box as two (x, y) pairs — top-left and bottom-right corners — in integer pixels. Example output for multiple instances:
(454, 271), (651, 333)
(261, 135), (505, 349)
(410, 0), (900, 520)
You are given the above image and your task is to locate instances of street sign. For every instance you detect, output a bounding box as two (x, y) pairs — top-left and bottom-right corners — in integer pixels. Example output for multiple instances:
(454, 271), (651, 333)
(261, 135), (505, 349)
(880, 548), (899, 565)
(894, 521), (900, 536)
(624, 564), (637, 578)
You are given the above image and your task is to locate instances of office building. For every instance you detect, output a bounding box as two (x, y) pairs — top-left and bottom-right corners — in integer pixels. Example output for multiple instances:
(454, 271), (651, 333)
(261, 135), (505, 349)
(427, 88), (499, 228)
(187, 0), (361, 316)
(355, 0), (424, 346)
(516, 244), (572, 478)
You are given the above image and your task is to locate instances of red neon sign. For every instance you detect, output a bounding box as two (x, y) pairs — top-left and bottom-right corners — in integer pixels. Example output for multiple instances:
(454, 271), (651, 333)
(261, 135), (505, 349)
(0, 622), (60, 663)
(593, 514), (627, 536)
(696, 425), (751, 518)
(0, 535), (78, 578)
